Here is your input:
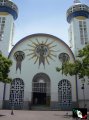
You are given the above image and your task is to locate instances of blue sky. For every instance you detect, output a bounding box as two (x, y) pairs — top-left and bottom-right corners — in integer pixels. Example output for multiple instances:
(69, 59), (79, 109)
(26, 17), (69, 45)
(12, 0), (89, 45)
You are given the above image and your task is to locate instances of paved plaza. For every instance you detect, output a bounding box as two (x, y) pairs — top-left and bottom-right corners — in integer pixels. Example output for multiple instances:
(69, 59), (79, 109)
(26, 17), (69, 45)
(0, 110), (73, 120)
(0, 110), (89, 120)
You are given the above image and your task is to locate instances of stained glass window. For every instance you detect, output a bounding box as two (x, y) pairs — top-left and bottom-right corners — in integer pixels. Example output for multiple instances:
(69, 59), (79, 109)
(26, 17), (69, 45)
(9, 78), (24, 109)
(58, 79), (72, 107)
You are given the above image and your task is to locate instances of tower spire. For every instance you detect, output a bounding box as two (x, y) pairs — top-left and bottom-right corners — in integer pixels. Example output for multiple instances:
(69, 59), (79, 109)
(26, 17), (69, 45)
(74, 0), (81, 4)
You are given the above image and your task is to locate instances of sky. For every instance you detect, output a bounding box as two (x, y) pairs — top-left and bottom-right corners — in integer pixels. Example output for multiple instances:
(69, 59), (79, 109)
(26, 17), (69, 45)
(12, 0), (89, 45)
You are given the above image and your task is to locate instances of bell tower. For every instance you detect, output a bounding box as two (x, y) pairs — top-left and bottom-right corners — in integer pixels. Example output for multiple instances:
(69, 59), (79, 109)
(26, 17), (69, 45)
(0, 0), (18, 57)
(67, 0), (89, 56)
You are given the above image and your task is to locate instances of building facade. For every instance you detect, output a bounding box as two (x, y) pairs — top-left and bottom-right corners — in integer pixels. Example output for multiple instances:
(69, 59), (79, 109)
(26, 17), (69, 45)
(67, 0), (89, 56)
(0, 0), (18, 109)
(67, 0), (89, 110)
(0, 0), (89, 110)
(6, 34), (77, 110)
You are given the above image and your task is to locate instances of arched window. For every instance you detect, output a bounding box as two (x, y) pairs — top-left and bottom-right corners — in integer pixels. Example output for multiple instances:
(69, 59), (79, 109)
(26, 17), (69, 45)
(32, 73), (50, 94)
(9, 78), (24, 109)
(58, 79), (72, 109)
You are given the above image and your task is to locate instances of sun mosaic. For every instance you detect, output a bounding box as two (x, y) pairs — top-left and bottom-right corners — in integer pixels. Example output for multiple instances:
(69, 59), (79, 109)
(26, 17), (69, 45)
(24, 38), (59, 68)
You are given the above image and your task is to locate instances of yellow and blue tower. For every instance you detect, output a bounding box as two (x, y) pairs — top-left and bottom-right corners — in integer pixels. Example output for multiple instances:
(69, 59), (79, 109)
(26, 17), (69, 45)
(67, 0), (89, 56)
(0, 0), (18, 56)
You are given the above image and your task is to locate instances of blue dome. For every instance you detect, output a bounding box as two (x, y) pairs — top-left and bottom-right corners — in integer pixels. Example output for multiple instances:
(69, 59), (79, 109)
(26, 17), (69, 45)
(67, 3), (89, 23)
(0, 0), (18, 20)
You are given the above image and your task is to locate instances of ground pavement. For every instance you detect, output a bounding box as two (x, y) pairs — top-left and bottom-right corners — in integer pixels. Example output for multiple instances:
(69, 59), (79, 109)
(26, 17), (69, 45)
(0, 110), (89, 120)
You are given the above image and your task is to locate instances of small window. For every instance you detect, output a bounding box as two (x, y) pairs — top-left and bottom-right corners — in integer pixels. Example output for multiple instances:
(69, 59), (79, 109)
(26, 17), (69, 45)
(59, 53), (70, 63)
(2, 17), (5, 21)
(81, 38), (84, 45)
(0, 0), (3, 2)
(0, 32), (4, 41)
(14, 51), (25, 73)
(85, 41), (88, 44)
(2, 20), (5, 23)
(85, 38), (88, 44)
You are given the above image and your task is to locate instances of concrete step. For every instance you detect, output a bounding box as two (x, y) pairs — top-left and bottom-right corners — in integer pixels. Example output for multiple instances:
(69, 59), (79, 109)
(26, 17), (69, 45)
(31, 105), (50, 111)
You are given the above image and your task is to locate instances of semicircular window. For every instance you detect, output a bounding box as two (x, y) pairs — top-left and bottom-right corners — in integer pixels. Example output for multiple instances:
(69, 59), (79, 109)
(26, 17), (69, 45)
(59, 53), (70, 63)
(58, 79), (72, 110)
(14, 51), (25, 73)
(9, 78), (24, 110)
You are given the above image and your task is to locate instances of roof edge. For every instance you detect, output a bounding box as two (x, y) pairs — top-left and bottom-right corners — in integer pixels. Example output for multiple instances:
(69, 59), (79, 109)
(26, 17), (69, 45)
(8, 33), (75, 61)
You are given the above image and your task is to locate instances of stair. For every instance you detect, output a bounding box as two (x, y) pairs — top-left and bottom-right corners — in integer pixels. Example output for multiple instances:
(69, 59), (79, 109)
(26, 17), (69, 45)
(31, 105), (50, 111)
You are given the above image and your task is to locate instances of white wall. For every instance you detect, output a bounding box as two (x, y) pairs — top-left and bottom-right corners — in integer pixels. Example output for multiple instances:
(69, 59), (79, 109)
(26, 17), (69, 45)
(5, 84), (10, 100)
(7, 34), (77, 103)
(69, 18), (89, 56)
(69, 17), (89, 107)
(0, 14), (14, 57)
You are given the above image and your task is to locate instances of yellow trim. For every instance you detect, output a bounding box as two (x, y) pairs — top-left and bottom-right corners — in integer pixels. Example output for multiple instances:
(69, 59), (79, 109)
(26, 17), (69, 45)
(0, 12), (9, 15)
(76, 16), (86, 20)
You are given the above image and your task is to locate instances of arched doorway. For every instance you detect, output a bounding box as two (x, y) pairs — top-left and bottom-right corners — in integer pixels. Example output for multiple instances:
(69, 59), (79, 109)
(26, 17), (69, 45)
(58, 79), (72, 110)
(9, 78), (24, 109)
(32, 73), (50, 106)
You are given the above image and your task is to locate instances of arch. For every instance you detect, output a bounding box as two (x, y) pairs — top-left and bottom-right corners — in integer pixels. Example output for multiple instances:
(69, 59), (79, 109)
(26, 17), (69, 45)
(8, 33), (75, 61)
(58, 79), (72, 109)
(33, 72), (50, 83)
(32, 73), (50, 105)
(9, 78), (24, 109)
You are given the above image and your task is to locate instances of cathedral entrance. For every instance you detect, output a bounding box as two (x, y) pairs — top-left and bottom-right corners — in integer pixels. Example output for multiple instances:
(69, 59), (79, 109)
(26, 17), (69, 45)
(32, 73), (50, 107)
(33, 92), (46, 105)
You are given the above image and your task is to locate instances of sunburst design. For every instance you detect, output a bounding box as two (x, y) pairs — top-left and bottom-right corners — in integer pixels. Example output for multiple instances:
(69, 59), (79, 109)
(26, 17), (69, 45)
(24, 38), (58, 68)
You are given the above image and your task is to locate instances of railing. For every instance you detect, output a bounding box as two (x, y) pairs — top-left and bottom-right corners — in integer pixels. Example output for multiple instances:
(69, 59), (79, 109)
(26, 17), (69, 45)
(67, 4), (89, 17)
(0, 0), (18, 13)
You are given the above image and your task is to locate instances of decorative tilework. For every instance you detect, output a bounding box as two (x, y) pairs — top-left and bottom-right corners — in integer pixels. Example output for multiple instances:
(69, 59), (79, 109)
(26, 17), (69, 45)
(58, 79), (72, 108)
(9, 78), (24, 109)
(14, 51), (25, 73)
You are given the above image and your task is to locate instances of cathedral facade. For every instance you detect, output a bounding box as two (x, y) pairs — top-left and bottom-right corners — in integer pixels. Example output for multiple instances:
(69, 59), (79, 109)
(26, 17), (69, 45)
(0, 0), (89, 110)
